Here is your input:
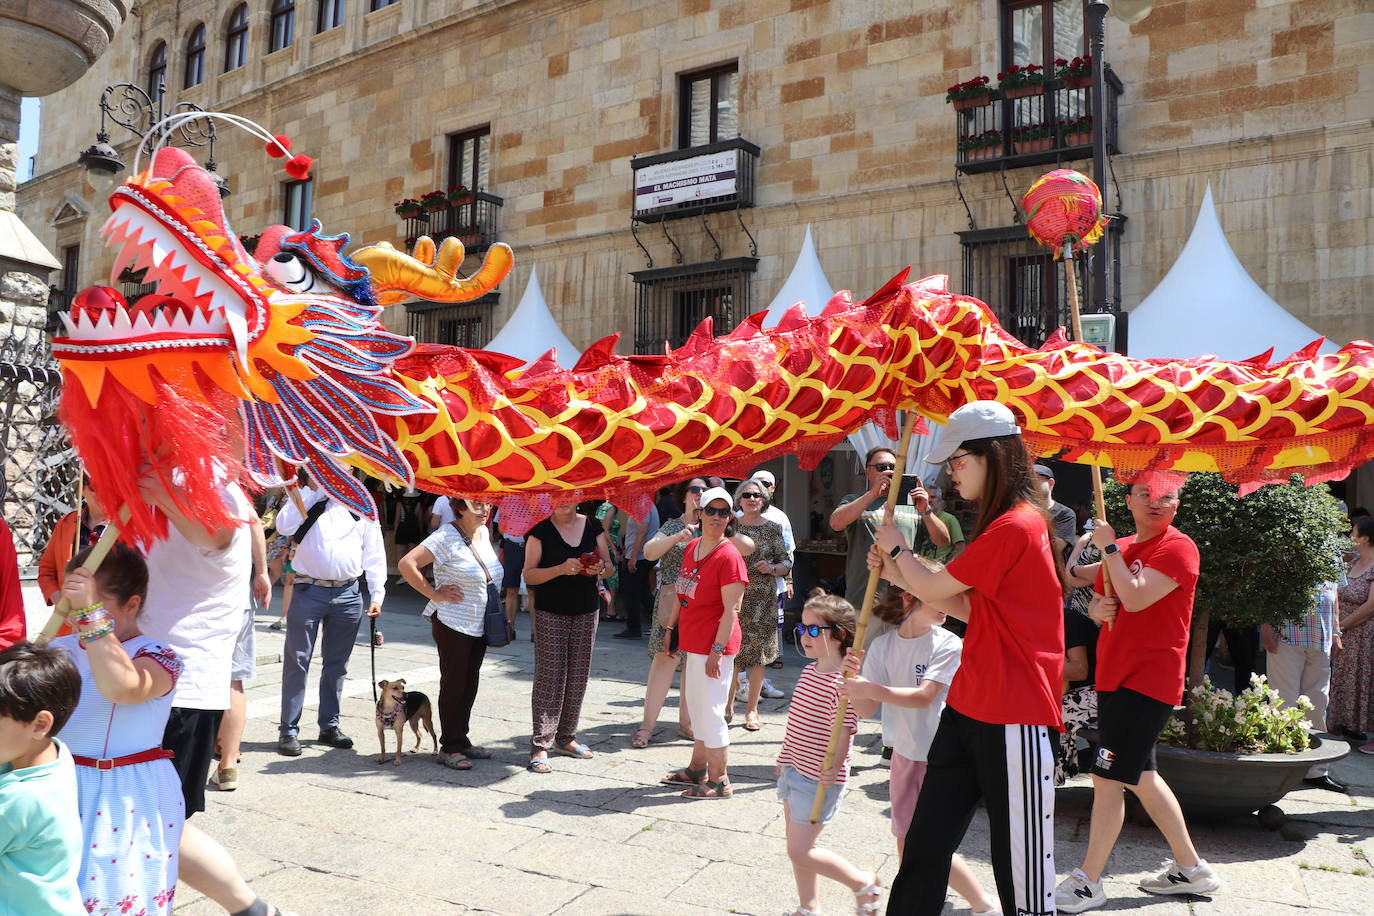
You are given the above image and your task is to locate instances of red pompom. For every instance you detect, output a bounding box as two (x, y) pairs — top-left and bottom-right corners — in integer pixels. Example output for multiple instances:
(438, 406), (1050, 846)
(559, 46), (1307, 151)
(265, 134), (292, 158)
(284, 154), (313, 180)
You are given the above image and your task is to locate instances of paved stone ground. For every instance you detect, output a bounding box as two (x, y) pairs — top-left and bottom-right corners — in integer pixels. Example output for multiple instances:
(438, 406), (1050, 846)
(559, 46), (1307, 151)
(24, 585), (1374, 915)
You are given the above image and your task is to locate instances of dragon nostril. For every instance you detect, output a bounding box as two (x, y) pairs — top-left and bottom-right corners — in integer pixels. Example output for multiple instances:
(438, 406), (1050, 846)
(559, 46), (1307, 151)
(273, 253), (294, 263)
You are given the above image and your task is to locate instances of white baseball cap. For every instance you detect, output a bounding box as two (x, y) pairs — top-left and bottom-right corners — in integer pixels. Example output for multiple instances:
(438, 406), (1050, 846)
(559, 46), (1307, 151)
(750, 470), (776, 487)
(698, 486), (733, 509)
(926, 400), (1021, 465)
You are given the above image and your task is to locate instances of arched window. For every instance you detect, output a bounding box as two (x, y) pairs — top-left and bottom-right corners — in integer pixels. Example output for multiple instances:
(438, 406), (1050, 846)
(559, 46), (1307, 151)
(224, 4), (248, 72)
(146, 42), (167, 98)
(269, 0), (295, 52)
(183, 24), (206, 88)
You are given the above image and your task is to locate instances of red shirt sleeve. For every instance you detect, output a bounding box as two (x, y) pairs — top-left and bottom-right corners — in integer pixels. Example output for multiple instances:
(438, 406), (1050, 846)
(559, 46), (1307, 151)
(946, 507), (1030, 594)
(0, 520), (25, 649)
(1144, 532), (1199, 590)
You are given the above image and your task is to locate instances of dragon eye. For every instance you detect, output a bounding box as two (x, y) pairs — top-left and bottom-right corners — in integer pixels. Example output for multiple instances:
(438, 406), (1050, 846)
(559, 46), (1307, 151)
(264, 252), (317, 292)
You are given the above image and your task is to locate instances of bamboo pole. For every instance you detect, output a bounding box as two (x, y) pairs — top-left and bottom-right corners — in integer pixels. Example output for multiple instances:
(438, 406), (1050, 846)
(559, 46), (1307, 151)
(809, 411), (921, 823)
(1063, 252), (1115, 610)
(72, 473), (84, 555)
(36, 505), (133, 645)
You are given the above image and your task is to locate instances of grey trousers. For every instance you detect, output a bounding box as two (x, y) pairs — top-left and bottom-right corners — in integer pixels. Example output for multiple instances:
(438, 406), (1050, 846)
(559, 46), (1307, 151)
(279, 580), (363, 737)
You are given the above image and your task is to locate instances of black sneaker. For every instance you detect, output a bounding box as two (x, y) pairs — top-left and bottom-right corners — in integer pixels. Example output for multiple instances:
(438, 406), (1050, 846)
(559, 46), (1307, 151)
(317, 727), (354, 749)
(277, 734), (302, 756)
(1302, 774), (1348, 793)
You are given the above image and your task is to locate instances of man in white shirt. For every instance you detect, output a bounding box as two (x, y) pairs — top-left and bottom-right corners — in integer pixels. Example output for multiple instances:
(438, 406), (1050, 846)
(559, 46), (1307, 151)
(430, 494), (455, 531)
(274, 481), (387, 755)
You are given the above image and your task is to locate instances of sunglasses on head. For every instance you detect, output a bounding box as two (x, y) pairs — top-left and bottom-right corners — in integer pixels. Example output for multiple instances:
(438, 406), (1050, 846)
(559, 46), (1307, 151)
(870, 462), (896, 472)
(795, 623), (839, 638)
(687, 485), (705, 493)
(701, 505), (733, 518)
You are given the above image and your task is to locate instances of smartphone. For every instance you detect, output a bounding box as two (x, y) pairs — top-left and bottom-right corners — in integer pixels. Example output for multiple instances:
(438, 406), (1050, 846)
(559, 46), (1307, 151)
(580, 551), (600, 575)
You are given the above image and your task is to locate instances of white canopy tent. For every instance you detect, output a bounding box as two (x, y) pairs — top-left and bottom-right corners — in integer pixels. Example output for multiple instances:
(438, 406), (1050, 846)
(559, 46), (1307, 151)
(762, 224), (833, 326)
(1128, 184), (1335, 360)
(484, 265), (582, 368)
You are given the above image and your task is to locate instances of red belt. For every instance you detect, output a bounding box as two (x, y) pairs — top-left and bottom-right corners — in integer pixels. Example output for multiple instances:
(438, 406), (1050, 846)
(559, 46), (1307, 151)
(73, 748), (175, 770)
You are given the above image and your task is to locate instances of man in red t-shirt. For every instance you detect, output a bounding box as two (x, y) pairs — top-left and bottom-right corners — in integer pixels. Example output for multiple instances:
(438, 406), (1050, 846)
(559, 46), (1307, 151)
(1055, 481), (1221, 913)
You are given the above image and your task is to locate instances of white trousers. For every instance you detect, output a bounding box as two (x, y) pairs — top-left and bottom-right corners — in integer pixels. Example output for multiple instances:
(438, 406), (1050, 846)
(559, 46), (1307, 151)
(683, 652), (733, 749)
(1266, 643), (1331, 777)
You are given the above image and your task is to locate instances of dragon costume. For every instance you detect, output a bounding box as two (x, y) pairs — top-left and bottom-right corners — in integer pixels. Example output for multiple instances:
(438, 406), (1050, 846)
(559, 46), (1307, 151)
(52, 146), (1374, 541)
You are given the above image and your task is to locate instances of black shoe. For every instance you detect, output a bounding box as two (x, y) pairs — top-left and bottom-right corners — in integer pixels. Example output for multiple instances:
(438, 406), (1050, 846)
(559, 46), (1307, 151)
(612, 630), (642, 639)
(1303, 774), (1348, 793)
(277, 734), (302, 756)
(317, 727), (354, 749)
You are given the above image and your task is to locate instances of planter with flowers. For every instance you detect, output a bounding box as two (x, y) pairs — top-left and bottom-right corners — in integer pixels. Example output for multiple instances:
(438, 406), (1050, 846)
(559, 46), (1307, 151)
(394, 198), (422, 219)
(958, 129), (1003, 162)
(1060, 115), (1093, 147)
(946, 75), (993, 111)
(998, 63), (1045, 99)
(446, 185), (472, 204)
(420, 189), (449, 213)
(1093, 473), (1351, 824)
(1011, 122), (1056, 154)
(1056, 55), (1093, 90)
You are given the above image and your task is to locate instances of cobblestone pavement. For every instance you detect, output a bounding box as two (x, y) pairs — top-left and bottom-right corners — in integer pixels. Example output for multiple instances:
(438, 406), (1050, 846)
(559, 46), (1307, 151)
(24, 585), (1374, 915)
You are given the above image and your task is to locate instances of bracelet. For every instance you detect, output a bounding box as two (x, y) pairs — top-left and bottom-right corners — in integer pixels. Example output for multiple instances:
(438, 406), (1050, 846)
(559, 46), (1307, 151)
(77, 621), (115, 645)
(710, 643), (725, 654)
(72, 604), (111, 629)
(71, 602), (103, 616)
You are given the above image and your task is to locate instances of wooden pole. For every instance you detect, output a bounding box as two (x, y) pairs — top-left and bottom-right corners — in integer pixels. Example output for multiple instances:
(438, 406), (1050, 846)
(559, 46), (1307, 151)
(36, 505), (133, 645)
(72, 473), (84, 555)
(809, 410), (921, 824)
(1063, 252), (1115, 607)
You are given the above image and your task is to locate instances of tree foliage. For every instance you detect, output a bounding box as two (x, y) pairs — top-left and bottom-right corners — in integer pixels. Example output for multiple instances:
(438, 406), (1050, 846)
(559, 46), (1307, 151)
(1102, 473), (1347, 628)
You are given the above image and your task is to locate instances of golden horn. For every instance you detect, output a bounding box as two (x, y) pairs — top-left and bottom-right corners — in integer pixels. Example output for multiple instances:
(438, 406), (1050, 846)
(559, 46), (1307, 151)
(352, 238), (514, 306)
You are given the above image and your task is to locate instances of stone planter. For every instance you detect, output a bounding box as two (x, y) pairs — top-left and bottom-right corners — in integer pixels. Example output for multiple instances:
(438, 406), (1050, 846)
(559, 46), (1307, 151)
(1153, 735), (1349, 821)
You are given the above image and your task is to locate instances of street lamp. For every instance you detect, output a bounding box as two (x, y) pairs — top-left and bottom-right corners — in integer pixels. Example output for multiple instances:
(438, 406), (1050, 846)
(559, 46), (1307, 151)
(1086, 0), (1152, 317)
(76, 82), (226, 197)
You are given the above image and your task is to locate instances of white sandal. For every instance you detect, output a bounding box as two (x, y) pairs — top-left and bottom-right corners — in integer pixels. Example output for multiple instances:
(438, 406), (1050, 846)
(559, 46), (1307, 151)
(784, 909), (822, 916)
(854, 874), (884, 916)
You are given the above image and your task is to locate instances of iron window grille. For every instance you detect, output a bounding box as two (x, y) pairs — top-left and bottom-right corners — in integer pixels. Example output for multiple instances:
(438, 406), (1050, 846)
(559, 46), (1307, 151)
(631, 258), (757, 354)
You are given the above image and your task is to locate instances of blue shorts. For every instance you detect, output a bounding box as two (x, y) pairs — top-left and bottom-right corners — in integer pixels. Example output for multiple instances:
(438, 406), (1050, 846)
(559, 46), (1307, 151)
(501, 538), (525, 592)
(776, 764), (845, 825)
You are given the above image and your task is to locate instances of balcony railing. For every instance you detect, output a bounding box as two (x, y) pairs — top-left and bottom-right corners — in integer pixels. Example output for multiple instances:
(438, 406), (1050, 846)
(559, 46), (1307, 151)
(401, 191), (503, 253)
(405, 292), (499, 347)
(630, 137), (760, 222)
(954, 68), (1122, 174)
(117, 268), (157, 306)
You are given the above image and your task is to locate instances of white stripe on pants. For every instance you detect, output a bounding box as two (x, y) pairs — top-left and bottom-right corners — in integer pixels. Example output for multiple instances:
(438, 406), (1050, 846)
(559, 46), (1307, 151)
(1266, 643), (1332, 777)
(1004, 723), (1056, 916)
(682, 652), (733, 749)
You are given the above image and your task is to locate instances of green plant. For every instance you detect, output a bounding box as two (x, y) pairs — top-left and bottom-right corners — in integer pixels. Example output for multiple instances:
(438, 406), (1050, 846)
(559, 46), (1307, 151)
(1061, 115), (1092, 138)
(957, 129), (1003, 151)
(1055, 55), (1092, 83)
(393, 197), (421, 217)
(420, 189), (448, 210)
(945, 75), (992, 104)
(997, 63), (1045, 92)
(1159, 675), (1312, 753)
(446, 185), (470, 202)
(1011, 122), (1057, 142)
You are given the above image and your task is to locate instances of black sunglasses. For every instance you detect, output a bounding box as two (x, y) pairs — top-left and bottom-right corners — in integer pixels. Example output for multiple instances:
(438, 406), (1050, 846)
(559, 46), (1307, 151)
(739, 492), (764, 500)
(687, 485), (706, 493)
(795, 623), (840, 638)
(870, 462), (896, 472)
(701, 505), (733, 518)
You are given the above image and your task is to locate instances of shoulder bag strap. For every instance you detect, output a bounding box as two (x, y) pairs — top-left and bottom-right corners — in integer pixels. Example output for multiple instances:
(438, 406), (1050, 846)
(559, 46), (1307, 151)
(457, 528), (494, 583)
(289, 499), (330, 546)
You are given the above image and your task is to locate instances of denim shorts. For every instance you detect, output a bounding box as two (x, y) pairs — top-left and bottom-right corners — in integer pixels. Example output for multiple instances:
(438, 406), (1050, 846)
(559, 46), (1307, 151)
(776, 764), (845, 825)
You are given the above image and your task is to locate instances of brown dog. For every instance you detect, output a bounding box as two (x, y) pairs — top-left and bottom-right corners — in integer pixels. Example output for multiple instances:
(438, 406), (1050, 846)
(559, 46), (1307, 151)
(375, 679), (437, 765)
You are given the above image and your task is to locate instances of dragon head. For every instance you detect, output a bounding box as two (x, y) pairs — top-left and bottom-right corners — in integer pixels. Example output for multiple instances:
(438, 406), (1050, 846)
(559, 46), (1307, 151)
(53, 145), (513, 541)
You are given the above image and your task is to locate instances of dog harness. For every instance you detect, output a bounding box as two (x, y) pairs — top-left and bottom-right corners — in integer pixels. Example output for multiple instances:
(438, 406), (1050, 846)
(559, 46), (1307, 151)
(378, 697), (406, 728)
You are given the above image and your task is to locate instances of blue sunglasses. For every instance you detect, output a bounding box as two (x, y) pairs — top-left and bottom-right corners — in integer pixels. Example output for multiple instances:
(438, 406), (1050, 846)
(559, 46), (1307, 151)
(795, 623), (839, 638)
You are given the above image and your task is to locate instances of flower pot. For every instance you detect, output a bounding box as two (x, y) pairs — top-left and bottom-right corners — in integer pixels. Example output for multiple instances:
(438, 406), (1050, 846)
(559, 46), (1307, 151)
(448, 193), (475, 206)
(1013, 138), (1054, 154)
(952, 94), (992, 111)
(1002, 85), (1043, 100)
(1061, 131), (1092, 147)
(1065, 75), (1092, 90)
(459, 232), (484, 248)
(1152, 736), (1349, 820)
(423, 202), (448, 213)
(962, 147), (1000, 162)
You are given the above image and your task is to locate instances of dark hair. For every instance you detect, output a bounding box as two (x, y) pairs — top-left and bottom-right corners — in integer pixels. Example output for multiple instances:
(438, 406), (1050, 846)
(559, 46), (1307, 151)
(673, 477), (708, 512)
(1353, 507), (1371, 520)
(1355, 517), (1374, 542)
(871, 584), (914, 625)
(804, 594), (857, 654)
(66, 543), (148, 608)
(0, 642), (82, 735)
(702, 498), (738, 538)
(864, 445), (896, 468)
(961, 435), (1070, 598)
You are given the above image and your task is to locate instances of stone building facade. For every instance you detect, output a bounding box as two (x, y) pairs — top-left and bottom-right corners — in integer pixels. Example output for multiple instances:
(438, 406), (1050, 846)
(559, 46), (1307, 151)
(17, 0), (1373, 354)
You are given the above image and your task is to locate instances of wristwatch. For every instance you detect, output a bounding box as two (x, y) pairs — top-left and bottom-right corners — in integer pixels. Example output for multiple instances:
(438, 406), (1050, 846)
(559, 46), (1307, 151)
(889, 544), (908, 559)
(710, 643), (725, 654)
(1102, 543), (1120, 556)
(919, 508), (934, 517)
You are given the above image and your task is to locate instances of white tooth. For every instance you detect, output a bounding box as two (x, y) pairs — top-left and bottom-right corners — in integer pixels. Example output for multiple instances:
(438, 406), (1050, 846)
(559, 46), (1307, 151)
(59, 313), (77, 336)
(150, 311), (173, 331)
(110, 308), (133, 334)
(168, 310), (191, 332)
(93, 310), (112, 331)
(225, 307), (250, 370)
(133, 312), (154, 334)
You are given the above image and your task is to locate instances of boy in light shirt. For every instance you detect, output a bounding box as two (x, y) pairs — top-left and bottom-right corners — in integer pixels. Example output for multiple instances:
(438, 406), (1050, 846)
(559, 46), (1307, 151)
(843, 583), (1001, 916)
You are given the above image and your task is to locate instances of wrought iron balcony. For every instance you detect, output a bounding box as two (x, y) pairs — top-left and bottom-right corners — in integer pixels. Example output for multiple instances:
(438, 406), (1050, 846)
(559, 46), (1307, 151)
(405, 292), (500, 347)
(631, 137), (760, 222)
(954, 68), (1122, 174)
(401, 191), (504, 253)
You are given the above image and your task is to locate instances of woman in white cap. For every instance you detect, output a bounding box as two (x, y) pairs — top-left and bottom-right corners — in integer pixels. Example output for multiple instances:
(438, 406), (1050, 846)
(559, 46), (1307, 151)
(868, 399), (1066, 916)
(660, 486), (749, 798)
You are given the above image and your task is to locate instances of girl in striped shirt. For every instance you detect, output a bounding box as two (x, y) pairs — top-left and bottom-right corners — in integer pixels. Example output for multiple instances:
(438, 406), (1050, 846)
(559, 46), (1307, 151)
(776, 594), (883, 916)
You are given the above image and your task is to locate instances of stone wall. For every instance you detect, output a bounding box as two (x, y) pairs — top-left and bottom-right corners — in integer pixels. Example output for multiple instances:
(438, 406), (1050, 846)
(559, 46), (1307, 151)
(16, 0), (1373, 351)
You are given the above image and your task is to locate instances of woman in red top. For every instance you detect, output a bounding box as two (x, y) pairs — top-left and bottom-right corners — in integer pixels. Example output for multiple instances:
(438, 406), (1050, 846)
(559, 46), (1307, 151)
(659, 487), (749, 799)
(870, 401), (1065, 916)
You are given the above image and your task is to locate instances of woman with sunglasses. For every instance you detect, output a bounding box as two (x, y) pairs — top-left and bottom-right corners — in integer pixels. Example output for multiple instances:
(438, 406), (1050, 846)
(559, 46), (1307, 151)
(632, 477), (709, 747)
(660, 486), (750, 798)
(731, 479), (792, 730)
(868, 400), (1066, 916)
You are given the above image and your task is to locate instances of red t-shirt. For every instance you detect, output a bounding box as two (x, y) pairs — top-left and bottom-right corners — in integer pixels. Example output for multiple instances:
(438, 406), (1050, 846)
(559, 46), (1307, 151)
(675, 538), (748, 655)
(1094, 526), (1199, 705)
(945, 502), (1064, 728)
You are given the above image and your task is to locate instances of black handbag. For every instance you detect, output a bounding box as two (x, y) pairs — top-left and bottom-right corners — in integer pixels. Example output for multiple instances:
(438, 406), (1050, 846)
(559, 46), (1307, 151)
(461, 529), (513, 647)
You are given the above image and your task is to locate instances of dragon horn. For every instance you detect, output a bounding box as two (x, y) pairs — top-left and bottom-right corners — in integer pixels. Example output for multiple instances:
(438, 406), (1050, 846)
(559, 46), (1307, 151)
(352, 238), (514, 306)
